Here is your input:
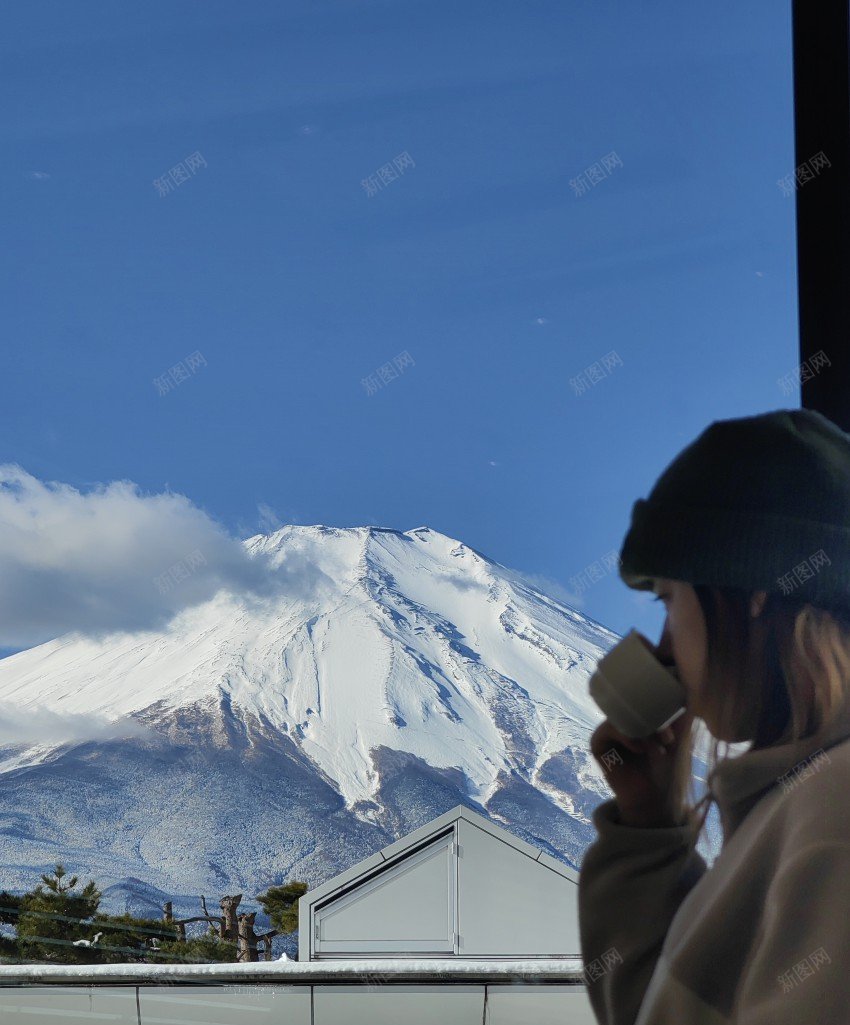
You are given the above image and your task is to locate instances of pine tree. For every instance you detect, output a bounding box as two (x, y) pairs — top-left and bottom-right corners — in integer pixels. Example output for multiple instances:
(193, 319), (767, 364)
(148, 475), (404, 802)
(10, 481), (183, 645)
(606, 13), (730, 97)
(85, 911), (179, 964)
(5, 867), (308, 965)
(254, 881), (308, 956)
(255, 881), (307, 936)
(0, 889), (23, 960)
(15, 863), (102, 964)
(147, 932), (238, 965)
(0, 889), (23, 925)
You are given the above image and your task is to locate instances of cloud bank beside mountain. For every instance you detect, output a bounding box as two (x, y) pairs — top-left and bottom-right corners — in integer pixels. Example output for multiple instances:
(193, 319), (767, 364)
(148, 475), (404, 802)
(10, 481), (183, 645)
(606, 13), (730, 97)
(0, 465), (330, 647)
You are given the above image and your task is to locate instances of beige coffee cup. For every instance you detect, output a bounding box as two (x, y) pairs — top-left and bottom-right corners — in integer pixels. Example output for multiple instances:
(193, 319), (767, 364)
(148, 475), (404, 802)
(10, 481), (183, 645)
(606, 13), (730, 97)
(589, 628), (688, 739)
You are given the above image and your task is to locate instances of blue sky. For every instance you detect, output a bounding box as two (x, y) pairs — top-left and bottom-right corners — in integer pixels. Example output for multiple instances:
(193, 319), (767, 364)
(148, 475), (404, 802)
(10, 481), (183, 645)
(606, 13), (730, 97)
(1, 0), (799, 654)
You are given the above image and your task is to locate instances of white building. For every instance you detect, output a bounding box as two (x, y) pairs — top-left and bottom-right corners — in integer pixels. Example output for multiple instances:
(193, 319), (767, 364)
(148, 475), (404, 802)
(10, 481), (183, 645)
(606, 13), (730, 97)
(0, 806), (597, 1024)
(299, 803), (582, 961)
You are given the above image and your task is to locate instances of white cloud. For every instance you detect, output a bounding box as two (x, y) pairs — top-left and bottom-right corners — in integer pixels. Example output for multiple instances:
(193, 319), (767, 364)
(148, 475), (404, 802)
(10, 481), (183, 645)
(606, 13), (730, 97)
(0, 465), (327, 648)
(257, 502), (283, 533)
(0, 702), (157, 747)
(505, 568), (584, 609)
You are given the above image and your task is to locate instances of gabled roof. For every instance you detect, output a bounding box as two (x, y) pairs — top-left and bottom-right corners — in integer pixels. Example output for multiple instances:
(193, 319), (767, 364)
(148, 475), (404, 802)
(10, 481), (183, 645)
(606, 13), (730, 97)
(301, 803), (578, 910)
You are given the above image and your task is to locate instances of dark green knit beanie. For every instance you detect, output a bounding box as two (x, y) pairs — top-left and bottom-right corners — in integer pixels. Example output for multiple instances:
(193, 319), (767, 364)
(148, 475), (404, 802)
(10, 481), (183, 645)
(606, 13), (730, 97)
(618, 408), (850, 614)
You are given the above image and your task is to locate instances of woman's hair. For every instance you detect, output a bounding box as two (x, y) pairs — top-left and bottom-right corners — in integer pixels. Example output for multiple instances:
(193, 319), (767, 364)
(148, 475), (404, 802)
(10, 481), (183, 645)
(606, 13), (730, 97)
(679, 585), (850, 843)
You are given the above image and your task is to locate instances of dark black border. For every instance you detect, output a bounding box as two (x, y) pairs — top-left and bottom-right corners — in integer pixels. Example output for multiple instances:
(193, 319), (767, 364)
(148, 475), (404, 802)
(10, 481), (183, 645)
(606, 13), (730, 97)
(793, 0), (850, 428)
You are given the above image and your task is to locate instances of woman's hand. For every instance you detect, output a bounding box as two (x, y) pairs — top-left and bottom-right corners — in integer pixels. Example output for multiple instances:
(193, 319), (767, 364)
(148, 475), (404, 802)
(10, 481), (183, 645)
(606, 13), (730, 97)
(589, 635), (696, 827)
(590, 711), (695, 827)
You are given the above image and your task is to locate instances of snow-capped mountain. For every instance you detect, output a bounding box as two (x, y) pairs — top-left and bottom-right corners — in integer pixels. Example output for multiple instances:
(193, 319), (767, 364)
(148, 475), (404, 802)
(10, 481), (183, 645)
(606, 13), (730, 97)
(0, 525), (717, 943)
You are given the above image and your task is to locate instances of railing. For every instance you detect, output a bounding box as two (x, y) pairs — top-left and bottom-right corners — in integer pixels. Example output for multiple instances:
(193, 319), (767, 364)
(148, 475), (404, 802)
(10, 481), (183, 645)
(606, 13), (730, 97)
(0, 958), (598, 1024)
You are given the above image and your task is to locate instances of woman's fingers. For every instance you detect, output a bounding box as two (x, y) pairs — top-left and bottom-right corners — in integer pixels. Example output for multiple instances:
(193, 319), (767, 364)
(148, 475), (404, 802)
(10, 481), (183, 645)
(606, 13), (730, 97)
(588, 711), (696, 826)
(591, 720), (646, 757)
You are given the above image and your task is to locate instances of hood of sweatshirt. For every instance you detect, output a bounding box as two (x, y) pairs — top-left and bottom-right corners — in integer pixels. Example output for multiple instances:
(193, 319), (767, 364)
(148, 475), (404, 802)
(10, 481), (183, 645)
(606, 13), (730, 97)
(708, 690), (850, 844)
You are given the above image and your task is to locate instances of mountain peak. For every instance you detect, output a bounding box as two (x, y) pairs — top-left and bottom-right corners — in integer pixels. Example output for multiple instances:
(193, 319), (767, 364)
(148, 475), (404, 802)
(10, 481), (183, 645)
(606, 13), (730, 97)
(0, 526), (720, 909)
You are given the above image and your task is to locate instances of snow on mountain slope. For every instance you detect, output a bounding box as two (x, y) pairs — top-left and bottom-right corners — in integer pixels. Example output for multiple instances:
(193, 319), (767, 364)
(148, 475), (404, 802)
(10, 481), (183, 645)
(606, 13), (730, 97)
(0, 525), (718, 927)
(0, 526), (613, 810)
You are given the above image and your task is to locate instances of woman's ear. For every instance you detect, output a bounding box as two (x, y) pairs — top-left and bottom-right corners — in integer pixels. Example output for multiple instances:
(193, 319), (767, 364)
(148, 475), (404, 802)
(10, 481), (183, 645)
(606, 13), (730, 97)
(750, 590), (768, 618)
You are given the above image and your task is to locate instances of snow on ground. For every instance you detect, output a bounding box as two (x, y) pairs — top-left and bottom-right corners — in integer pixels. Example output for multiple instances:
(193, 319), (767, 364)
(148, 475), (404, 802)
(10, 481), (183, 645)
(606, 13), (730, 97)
(0, 956), (587, 983)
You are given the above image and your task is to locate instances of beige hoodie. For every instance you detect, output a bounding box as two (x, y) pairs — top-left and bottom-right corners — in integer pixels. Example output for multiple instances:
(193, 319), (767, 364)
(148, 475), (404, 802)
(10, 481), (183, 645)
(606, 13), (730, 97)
(578, 696), (850, 1024)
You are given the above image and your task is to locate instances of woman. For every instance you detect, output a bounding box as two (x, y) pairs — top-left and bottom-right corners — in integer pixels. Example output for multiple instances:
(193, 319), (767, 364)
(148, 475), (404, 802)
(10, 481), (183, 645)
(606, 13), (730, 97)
(579, 408), (850, 1025)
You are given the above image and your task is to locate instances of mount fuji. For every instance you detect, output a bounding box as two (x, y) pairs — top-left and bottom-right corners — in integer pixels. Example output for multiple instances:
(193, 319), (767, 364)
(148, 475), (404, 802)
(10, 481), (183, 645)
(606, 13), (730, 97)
(0, 525), (716, 949)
